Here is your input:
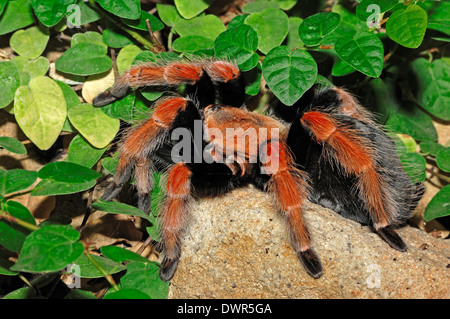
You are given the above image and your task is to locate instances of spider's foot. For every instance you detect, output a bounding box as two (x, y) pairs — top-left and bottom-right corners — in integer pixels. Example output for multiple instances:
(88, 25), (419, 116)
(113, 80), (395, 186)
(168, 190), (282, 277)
(159, 257), (179, 282)
(376, 226), (407, 252)
(298, 248), (323, 279)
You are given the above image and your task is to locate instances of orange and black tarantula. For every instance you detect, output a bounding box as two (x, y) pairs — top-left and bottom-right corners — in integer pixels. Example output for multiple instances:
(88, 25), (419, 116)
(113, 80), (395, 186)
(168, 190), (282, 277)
(93, 60), (424, 281)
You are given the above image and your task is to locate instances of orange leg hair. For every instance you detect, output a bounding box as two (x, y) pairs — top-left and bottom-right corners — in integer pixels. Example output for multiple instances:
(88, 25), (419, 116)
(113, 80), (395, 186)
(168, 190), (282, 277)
(159, 162), (193, 281)
(300, 111), (392, 229)
(93, 61), (241, 107)
(101, 97), (189, 213)
(260, 140), (322, 278)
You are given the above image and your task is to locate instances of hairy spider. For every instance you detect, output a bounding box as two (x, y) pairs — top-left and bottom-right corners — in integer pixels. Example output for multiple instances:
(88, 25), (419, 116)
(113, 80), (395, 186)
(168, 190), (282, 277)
(93, 59), (424, 281)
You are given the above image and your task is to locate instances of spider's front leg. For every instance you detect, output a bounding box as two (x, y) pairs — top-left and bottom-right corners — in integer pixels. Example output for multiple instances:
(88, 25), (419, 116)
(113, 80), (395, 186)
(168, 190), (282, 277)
(159, 162), (193, 281)
(260, 140), (323, 278)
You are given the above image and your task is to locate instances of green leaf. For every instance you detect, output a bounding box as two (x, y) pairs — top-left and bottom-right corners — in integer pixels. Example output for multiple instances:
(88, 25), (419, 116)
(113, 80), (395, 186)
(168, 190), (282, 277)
(70, 1), (102, 26)
(0, 250), (18, 276)
(116, 44), (142, 75)
(156, 4), (182, 27)
(0, 169), (38, 198)
(436, 148), (450, 172)
(31, 0), (77, 27)
(262, 46), (317, 106)
(424, 185), (450, 222)
(174, 0), (214, 19)
(38, 161), (101, 184)
(386, 101), (438, 142)
(331, 58), (356, 77)
(245, 8), (289, 54)
(420, 141), (445, 157)
(335, 31), (384, 78)
(10, 26), (49, 59)
(174, 14), (226, 41)
(356, 0), (398, 23)
(31, 179), (97, 196)
(0, 0), (7, 16)
(214, 24), (259, 72)
(286, 17), (303, 50)
(243, 64), (262, 96)
(120, 261), (169, 299)
(71, 31), (106, 49)
(273, 0), (297, 11)
(14, 76), (67, 150)
(92, 199), (153, 223)
(22, 56), (49, 79)
(67, 134), (107, 168)
(0, 61), (20, 108)
(242, 1), (279, 14)
(2, 287), (37, 299)
(102, 29), (134, 48)
(104, 289), (151, 299)
(55, 43), (112, 76)
(410, 58), (450, 121)
(399, 151), (426, 183)
(101, 246), (150, 263)
(0, 200), (36, 252)
(11, 225), (84, 273)
(0, 0), (34, 36)
(0, 136), (27, 155)
(173, 35), (214, 53)
(298, 12), (340, 47)
(122, 11), (164, 32)
(97, 0), (141, 20)
(386, 4), (428, 49)
(70, 253), (126, 278)
(68, 103), (120, 148)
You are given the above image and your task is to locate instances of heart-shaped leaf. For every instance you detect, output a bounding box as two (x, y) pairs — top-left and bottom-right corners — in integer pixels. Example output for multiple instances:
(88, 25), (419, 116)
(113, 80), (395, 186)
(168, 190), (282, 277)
(386, 4), (427, 49)
(14, 76), (67, 150)
(298, 12), (340, 47)
(335, 31), (384, 78)
(0, 61), (20, 108)
(0, 0), (34, 36)
(97, 0), (141, 20)
(262, 46), (317, 106)
(410, 58), (450, 121)
(0, 137), (26, 155)
(0, 169), (38, 198)
(68, 103), (120, 148)
(214, 24), (259, 71)
(11, 225), (84, 273)
(424, 185), (450, 222)
(0, 200), (36, 252)
(31, 0), (77, 27)
(10, 26), (49, 59)
(174, 14), (225, 41)
(173, 35), (214, 53)
(67, 134), (108, 168)
(174, 0), (214, 19)
(245, 8), (289, 54)
(436, 148), (450, 172)
(55, 43), (112, 76)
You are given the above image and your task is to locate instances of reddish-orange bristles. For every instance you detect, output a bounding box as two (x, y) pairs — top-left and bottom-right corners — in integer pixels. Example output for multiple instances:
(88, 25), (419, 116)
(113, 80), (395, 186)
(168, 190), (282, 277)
(165, 63), (203, 84)
(333, 88), (376, 125)
(262, 141), (311, 251)
(162, 163), (192, 258)
(301, 111), (391, 227)
(206, 61), (240, 82)
(122, 97), (187, 158)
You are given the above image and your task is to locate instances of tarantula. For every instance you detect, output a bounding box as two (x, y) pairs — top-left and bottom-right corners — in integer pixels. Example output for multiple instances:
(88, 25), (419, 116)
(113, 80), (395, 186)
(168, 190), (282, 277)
(93, 60), (423, 281)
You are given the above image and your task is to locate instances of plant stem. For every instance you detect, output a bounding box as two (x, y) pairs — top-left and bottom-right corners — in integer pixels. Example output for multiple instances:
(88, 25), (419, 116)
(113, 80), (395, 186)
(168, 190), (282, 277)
(0, 209), (40, 231)
(84, 250), (120, 292)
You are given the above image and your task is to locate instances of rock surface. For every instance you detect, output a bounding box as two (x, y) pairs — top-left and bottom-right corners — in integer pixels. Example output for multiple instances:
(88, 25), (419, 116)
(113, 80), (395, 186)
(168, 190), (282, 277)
(168, 186), (449, 299)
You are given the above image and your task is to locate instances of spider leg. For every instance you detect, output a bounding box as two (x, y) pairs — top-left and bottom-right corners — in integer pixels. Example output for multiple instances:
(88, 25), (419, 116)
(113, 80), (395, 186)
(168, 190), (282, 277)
(159, 162), (193, 281)
(100, 97), (192, 213)
(93, 60), (245, 108)
(260, 140), (322, 278)
(297, 110), (410, 251)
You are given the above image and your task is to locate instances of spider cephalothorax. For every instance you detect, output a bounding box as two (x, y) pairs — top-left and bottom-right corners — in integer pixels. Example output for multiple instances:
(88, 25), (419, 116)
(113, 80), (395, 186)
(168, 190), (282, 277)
(93, 59), (424, 281)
